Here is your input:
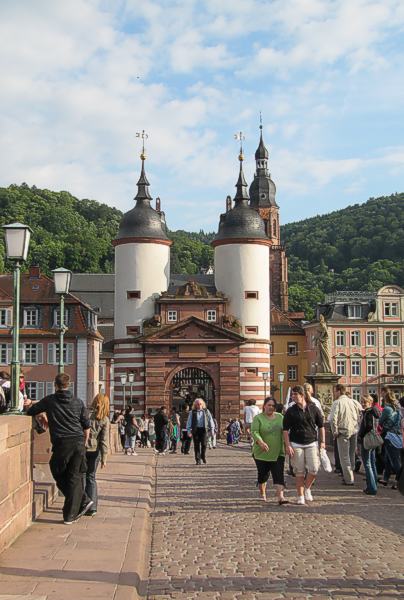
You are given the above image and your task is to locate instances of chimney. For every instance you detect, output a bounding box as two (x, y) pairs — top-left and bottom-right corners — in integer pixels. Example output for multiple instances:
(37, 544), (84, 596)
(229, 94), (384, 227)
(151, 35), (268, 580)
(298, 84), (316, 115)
(29, 266), (40, 279)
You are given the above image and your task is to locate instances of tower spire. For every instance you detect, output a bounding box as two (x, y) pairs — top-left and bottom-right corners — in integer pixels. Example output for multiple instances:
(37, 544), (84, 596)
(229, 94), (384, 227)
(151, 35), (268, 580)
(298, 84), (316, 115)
(233, 131), (249, 205)
(135, 130), (152, 204)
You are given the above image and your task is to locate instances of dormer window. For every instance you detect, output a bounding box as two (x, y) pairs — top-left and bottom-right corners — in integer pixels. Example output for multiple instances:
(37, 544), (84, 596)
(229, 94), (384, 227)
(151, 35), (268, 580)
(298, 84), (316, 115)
(54, 308), (69, 328)
(0, 308), (12, 327)
(167, 310), (177, 323)
(384, 302), (398, 317)
(347, 305), (362, 318)
(23, 307), (39, 327)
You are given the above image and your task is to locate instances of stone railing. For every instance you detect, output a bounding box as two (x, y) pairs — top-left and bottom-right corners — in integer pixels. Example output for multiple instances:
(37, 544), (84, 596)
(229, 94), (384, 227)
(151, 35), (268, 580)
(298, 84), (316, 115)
(0, 416), (33, 554)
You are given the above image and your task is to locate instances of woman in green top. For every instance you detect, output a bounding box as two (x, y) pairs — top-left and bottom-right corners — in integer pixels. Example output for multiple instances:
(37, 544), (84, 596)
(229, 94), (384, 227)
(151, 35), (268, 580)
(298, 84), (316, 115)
(251, 397), (288, 505)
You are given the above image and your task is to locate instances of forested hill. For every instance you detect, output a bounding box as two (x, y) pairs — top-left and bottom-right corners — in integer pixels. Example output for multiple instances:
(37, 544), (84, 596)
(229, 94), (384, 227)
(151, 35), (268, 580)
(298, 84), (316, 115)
(283, 193), (404, 317)
(0, 184), (403, 319)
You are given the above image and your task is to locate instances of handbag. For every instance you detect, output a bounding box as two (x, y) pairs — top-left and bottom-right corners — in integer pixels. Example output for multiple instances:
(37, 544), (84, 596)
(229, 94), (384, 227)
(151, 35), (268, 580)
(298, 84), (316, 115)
(363, 417), (383, 450)
(320, 448), (332, 473)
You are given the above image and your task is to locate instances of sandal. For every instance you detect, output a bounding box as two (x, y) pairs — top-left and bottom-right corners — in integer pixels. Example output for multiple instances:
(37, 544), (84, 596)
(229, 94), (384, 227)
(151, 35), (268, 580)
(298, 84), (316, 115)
(377, 479), (388, 486)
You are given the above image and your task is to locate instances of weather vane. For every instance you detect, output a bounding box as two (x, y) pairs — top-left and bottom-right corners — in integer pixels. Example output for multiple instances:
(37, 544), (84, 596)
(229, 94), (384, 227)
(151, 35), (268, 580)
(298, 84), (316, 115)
(234, 131), (245, 159)
(259, 111), (263, 130)
(136, 130), (148, 159)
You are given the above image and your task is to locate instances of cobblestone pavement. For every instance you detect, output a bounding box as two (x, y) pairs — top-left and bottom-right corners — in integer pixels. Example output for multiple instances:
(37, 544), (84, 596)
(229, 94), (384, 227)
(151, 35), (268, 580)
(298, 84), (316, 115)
(147, 443), (404, 600)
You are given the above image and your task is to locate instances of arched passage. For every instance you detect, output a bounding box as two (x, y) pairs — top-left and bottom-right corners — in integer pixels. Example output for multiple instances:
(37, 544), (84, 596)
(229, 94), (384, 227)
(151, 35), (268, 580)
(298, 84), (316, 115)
(169, 367), (216, 416)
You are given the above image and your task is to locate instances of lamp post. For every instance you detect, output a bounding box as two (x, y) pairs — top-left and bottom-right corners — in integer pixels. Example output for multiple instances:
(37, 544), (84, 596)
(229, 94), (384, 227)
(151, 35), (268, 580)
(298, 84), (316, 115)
(2, 223), (32, 413)
(128, 372), (134, 406)
(278, 371), (285, 406)
(120, 373), (127, 410)
(52, 268), (72, 374)
(261, 371), (269, 399)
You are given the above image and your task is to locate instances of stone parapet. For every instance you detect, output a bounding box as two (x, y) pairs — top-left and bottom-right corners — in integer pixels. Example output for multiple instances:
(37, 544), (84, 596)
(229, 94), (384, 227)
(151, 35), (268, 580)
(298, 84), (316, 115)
(0, 416), (33, 554)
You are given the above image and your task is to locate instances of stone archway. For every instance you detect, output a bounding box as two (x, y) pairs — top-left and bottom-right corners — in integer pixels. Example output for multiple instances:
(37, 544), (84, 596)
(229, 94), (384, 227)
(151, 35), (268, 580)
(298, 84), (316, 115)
(166, 365), (217, 417)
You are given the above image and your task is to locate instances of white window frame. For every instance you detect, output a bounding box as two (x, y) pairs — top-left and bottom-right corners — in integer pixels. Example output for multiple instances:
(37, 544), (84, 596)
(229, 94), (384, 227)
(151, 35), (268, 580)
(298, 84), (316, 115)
(336, 331), (346, 347)
(350, 331), (360, 347)
(386, 359), (400, 375)
(47, 342), (74, 365)
(0, 343), (12, 365)
(367, 360), (377, 377)
(167, 310), (178, 323)
(287, 342), (298, 356)
(385, 330), (399, 346)
(366, 331), (376, 346)
(53, 307), (69, 328)
(287, 365), (298, 381)
(22, 343), (43, 365)
(25, 381), (45, 401)
(206, 309), (217, 323)
(384, 302), (398, 317)
(351, 359), (361, 376)
(368, 387), (377, 396)
(0, 308), (12, 327)
(23, 307), (39, 327)
(336, 359), (346, 376)
(348, 305), (362, 318)
(352, 388), (361, 401)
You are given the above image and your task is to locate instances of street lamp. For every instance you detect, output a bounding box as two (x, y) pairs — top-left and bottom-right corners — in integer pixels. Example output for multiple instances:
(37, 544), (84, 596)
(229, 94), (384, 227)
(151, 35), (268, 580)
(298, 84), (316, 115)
(120, 373), (127, 410)
(261, 371), (269, 398)
(128, 372), (134, 406)
(2, 223), (32, 413)
(278, 371), (285, 405)
(52, 267), (72, 374)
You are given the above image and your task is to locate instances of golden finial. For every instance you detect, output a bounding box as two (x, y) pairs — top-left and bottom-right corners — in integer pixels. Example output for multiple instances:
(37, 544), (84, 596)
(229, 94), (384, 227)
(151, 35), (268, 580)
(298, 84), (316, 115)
(234, 131), (245, 161)
(136, 130), (148, 160)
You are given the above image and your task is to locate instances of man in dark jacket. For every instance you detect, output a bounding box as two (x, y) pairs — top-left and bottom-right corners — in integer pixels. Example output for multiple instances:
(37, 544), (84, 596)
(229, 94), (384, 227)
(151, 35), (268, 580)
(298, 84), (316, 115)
(25, 372), (93, 524)
(154, 406), (169, 454)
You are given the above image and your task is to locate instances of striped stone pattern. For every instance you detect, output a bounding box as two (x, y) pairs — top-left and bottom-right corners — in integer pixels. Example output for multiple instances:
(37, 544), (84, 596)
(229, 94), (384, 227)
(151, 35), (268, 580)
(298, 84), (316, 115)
(113, 342), (145, 409)
(239, 342), (271, 407)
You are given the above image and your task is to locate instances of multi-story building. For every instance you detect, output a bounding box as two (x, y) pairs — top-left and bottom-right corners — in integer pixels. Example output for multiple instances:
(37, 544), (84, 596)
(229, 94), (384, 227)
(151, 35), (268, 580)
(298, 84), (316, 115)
(304, 285), (404, 400)
(0, 266), (102, 403)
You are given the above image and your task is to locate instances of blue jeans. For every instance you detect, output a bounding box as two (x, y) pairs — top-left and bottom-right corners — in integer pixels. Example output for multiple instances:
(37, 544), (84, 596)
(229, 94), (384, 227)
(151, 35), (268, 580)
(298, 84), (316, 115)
(85, 450), (100, 511)
(361, 446), (377, 494)
(383, 439), (402, 482)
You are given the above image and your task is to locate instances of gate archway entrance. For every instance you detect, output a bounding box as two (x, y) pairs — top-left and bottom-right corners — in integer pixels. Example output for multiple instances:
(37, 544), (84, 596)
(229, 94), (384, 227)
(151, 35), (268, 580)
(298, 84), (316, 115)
(171, 367), (215, 416)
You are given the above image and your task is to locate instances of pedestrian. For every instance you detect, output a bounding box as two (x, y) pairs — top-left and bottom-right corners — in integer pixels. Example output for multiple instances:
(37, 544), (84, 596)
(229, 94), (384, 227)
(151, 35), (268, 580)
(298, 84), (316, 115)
(208, 416), (218, 449)
(244, 400), (260, 442)
(186, 398), (215, 465)
(230, 418), (241, 444)
(24, 372), (93, 524)
(329, 383), (362, 486)
(154, 406), (169, 454)
(141, 414), (149, 447)
(226, 420), (234, 445)
(124, 414), (138, 455)
(169, 408), (181, 453)
(283, 385), (325, 505)
(357, 394), (381, 496)
(180, 404), (191, 454)
(85, 392), (110, 515)
(378, 391), (402, 489)
(115, 410), (126, 450)
(148, 415), (156, 448)
(303, 383), (324, 415)
(251, 397), (288, 505)
(0, 370), (10, 414)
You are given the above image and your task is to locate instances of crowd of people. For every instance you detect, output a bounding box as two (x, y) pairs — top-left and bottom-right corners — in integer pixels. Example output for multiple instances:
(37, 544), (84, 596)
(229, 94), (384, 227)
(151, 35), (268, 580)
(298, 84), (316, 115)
(8, 370), (402, 524)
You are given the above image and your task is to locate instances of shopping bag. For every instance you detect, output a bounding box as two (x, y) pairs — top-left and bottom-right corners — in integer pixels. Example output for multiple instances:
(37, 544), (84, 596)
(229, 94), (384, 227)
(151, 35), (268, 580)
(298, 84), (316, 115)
(320, 448), (332, 472)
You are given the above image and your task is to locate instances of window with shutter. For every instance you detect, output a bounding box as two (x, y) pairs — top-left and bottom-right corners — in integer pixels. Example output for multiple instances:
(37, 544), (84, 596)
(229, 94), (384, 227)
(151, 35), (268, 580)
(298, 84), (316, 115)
(37, 382), (45, 400)
(48, 343), (55, 365)
(37, 343), (43, 364)
(67, 343), (74, 364)
(0, 344), (7, 365)
(46, 381), (54, 396)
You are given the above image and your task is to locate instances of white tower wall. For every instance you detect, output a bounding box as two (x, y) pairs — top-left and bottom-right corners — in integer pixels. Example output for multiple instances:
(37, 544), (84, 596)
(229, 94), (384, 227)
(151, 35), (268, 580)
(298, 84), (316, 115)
(214, 243), (270, 340)
(114, 242), (170, 338)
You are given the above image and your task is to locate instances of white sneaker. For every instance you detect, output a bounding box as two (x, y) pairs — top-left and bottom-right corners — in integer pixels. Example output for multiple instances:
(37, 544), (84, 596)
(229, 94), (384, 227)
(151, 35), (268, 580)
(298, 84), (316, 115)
(132, 451), (138, 456)
(304, 488), (313, 502)
(297, 495), (305, 505)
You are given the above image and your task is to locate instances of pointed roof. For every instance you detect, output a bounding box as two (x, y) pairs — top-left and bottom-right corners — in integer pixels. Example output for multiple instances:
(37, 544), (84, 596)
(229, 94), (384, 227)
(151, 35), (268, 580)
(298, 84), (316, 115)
(255, 125), (269, 160)
(213, 151), (268, 244)
(114, 154), (170, 243)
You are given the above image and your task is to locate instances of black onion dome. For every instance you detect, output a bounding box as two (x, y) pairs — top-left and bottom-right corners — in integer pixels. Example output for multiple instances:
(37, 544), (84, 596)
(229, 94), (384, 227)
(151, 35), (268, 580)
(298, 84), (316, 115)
(255, 130), (269, 160)
(214, 155), (268, 242)
(116, 158), (169, 241)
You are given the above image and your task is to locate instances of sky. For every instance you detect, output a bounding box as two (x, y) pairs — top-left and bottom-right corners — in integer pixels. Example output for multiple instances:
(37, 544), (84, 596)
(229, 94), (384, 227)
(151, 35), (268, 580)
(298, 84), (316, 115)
(1, 0), (404, 232)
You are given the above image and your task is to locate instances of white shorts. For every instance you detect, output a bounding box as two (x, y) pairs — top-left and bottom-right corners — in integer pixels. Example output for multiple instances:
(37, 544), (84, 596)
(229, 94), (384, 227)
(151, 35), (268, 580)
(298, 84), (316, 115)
(291, 445), (320, 475)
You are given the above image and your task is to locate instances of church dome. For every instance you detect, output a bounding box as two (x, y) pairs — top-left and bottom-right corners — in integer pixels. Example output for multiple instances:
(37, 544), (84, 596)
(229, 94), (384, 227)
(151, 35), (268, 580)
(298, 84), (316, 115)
(115, 156), (169, 242)
(213, 152), (268, 243)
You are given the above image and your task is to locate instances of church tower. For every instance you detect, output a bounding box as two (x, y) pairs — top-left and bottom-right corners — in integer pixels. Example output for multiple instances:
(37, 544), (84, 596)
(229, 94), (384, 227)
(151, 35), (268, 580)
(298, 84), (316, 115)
(213, 143), (271, 405)
(249, 124), (289, 312)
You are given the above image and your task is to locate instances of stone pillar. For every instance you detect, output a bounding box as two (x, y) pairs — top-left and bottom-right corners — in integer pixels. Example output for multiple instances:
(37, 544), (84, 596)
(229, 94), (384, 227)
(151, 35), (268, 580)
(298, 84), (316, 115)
(305, 372), (340, 417)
